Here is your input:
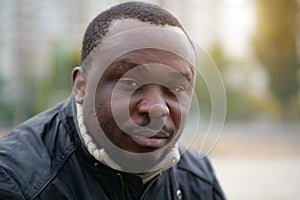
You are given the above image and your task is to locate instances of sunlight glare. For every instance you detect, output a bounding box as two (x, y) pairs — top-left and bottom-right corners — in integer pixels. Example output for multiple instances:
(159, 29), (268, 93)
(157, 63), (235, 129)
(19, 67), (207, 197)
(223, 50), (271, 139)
(224, 0), (247, 6)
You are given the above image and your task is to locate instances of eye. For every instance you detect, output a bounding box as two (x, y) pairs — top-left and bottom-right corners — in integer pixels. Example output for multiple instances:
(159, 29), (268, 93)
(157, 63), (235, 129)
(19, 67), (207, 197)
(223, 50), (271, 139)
(119, 78), (140, 87)
(173, 85), (186, 92)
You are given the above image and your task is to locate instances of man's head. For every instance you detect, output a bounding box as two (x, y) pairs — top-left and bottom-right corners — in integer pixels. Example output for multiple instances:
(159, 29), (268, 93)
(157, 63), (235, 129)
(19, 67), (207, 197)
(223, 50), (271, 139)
(72, 1), (196, 170)
(80, 1), (185, 68)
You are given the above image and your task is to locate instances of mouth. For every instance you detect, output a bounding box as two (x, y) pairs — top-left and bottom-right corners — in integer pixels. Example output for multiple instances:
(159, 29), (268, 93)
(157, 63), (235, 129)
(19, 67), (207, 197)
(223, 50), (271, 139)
(119, 122), (175, 151)
(128, 128), (173, 149)
(130, 135), (169, 149)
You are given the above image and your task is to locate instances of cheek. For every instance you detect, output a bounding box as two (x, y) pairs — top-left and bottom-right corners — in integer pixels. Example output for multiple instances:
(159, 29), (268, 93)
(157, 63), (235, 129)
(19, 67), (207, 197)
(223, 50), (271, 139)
(170, 95), (192, 128)
(95, 89), (110, 113)
(95, 84), (132, 126)
(94, 83), (114, 126)
(169, 103), (182, 129)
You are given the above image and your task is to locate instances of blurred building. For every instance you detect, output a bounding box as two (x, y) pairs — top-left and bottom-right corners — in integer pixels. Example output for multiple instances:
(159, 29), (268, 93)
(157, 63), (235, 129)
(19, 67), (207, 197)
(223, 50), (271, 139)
(0, 0), (260, 124)
(0, 0), (113, 122)
(0, 0), (223, 79)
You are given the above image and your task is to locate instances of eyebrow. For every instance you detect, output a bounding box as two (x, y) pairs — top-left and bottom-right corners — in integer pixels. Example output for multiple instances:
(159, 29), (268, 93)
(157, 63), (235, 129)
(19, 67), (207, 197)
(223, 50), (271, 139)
(110, 60), (149, 74)
(114, 60), (138, 69)
(109, 59), (193, 82)
(169, 71), (192, 82)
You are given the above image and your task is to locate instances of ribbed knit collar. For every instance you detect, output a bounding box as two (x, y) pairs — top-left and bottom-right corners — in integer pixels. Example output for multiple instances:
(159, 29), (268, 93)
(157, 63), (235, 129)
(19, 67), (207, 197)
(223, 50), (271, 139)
(75, 103), (180, 183)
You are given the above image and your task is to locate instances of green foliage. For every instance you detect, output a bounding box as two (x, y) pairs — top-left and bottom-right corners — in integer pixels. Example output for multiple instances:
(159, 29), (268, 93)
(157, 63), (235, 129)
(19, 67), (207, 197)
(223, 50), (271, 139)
(0, 75), (13, 127)
(194, 43), (227, 119)
(253, 0), (300, 120)
(201, 43), (280, 120)
(0, 39), (79, 129)
(192, 72), (211, 118)
(34, 40), (80, 113)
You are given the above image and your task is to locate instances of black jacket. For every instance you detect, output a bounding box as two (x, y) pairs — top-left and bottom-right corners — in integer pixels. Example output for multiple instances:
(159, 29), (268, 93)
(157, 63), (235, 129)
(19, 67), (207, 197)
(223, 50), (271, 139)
(0, 98), (225, 200)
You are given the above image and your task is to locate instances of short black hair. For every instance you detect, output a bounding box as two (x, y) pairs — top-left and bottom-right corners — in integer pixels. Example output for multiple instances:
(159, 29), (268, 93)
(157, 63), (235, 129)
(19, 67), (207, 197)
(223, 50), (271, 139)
(81, 1), (185, 66)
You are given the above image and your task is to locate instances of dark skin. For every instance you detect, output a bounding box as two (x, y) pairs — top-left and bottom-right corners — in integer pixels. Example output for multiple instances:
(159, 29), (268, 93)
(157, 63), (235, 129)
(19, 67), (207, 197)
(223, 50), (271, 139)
(72, 19), (195, 167)
(95, 49), (194, 153)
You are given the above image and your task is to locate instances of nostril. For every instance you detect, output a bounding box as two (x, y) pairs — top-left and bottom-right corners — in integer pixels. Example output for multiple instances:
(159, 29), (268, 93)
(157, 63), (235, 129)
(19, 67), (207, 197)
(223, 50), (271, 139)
(149, 104), (169, 119)
(137, 117), (151, 126)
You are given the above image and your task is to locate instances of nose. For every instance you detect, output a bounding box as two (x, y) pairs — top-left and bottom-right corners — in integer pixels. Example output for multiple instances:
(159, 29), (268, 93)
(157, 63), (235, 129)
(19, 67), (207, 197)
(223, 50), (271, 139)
(137, 85), (170, 119)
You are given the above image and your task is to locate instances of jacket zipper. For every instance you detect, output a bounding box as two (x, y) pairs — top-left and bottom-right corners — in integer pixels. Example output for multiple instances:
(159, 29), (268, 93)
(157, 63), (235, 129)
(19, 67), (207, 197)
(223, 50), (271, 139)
(117, 173), (126, 200)
(139, 172), (162, 200)
(117, 172), (163, 200)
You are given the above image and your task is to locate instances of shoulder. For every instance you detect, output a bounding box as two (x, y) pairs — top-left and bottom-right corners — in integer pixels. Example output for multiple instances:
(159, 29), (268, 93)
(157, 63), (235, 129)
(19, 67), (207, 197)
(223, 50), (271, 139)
(0, 166), (25, 200)
(174, 148), (226, 199)
(176, 148), (214, 183)
(0, 98), (78, 199)
(0, 98), (75, 165)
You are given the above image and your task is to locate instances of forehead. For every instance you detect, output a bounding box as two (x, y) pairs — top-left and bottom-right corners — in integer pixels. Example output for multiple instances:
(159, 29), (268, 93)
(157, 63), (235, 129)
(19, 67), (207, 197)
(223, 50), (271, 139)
(106, 18), (184, 39)
(114, 48), (192, 66)
(83, 19), (196, 82)
(104, 48), (194, 79)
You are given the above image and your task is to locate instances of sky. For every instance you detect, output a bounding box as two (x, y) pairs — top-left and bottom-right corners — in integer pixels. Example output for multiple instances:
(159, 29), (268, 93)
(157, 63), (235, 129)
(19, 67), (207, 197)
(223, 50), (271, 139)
(219, 0), (256, 59)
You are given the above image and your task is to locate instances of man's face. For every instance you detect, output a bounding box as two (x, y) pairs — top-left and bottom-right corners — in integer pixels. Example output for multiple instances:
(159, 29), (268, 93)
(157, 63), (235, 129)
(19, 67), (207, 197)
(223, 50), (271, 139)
(95, 48), (194, 153)
(75, 19), (196, 165)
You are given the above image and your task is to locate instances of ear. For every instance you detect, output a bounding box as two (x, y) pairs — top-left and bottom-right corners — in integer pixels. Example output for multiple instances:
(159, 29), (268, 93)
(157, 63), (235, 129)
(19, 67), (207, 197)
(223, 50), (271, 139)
(72, 67), (86, 104)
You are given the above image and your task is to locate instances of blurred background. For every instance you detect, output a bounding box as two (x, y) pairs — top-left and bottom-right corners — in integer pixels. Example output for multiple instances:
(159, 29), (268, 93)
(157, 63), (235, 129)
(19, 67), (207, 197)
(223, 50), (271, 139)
(0, 0), (299, 199)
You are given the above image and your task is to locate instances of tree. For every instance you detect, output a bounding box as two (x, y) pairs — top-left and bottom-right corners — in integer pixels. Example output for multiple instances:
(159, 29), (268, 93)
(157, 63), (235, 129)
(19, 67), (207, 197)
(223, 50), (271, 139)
(253, 0), (300, 120)
(0, 75), (13, 127)
(34, 40), (80, 113)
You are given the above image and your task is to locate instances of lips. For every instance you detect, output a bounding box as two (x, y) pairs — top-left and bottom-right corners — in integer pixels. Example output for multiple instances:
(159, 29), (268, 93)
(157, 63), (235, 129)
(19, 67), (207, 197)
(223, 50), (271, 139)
(130, 135), (169, 149)
(130, 127), (171, 137)
(124, 126), (174, 149)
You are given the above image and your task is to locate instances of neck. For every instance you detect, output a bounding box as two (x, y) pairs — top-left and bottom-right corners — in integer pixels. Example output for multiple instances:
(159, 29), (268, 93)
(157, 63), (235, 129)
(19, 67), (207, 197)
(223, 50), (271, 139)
(75, 103), (180, 183)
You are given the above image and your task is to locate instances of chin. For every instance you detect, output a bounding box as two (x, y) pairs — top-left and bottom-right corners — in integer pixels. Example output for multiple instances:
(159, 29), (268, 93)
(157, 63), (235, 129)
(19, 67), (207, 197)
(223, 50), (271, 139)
(106, 145), (171, 172)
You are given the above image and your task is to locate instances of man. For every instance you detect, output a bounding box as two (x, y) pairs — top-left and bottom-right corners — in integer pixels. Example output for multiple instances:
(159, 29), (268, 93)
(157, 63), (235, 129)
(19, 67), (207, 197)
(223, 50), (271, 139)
(0, 2), (225, 199)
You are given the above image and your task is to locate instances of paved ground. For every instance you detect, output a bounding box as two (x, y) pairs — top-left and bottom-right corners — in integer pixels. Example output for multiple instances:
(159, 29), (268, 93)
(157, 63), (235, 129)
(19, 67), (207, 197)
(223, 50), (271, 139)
(182, 121), (300, 200)
(208, 122), (300, 200)
(211, 156), (300, 200)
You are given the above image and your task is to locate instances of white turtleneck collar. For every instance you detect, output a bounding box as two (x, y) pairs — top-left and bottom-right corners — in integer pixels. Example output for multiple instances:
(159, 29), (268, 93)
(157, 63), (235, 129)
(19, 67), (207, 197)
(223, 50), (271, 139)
(75, 103), (180, 183)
